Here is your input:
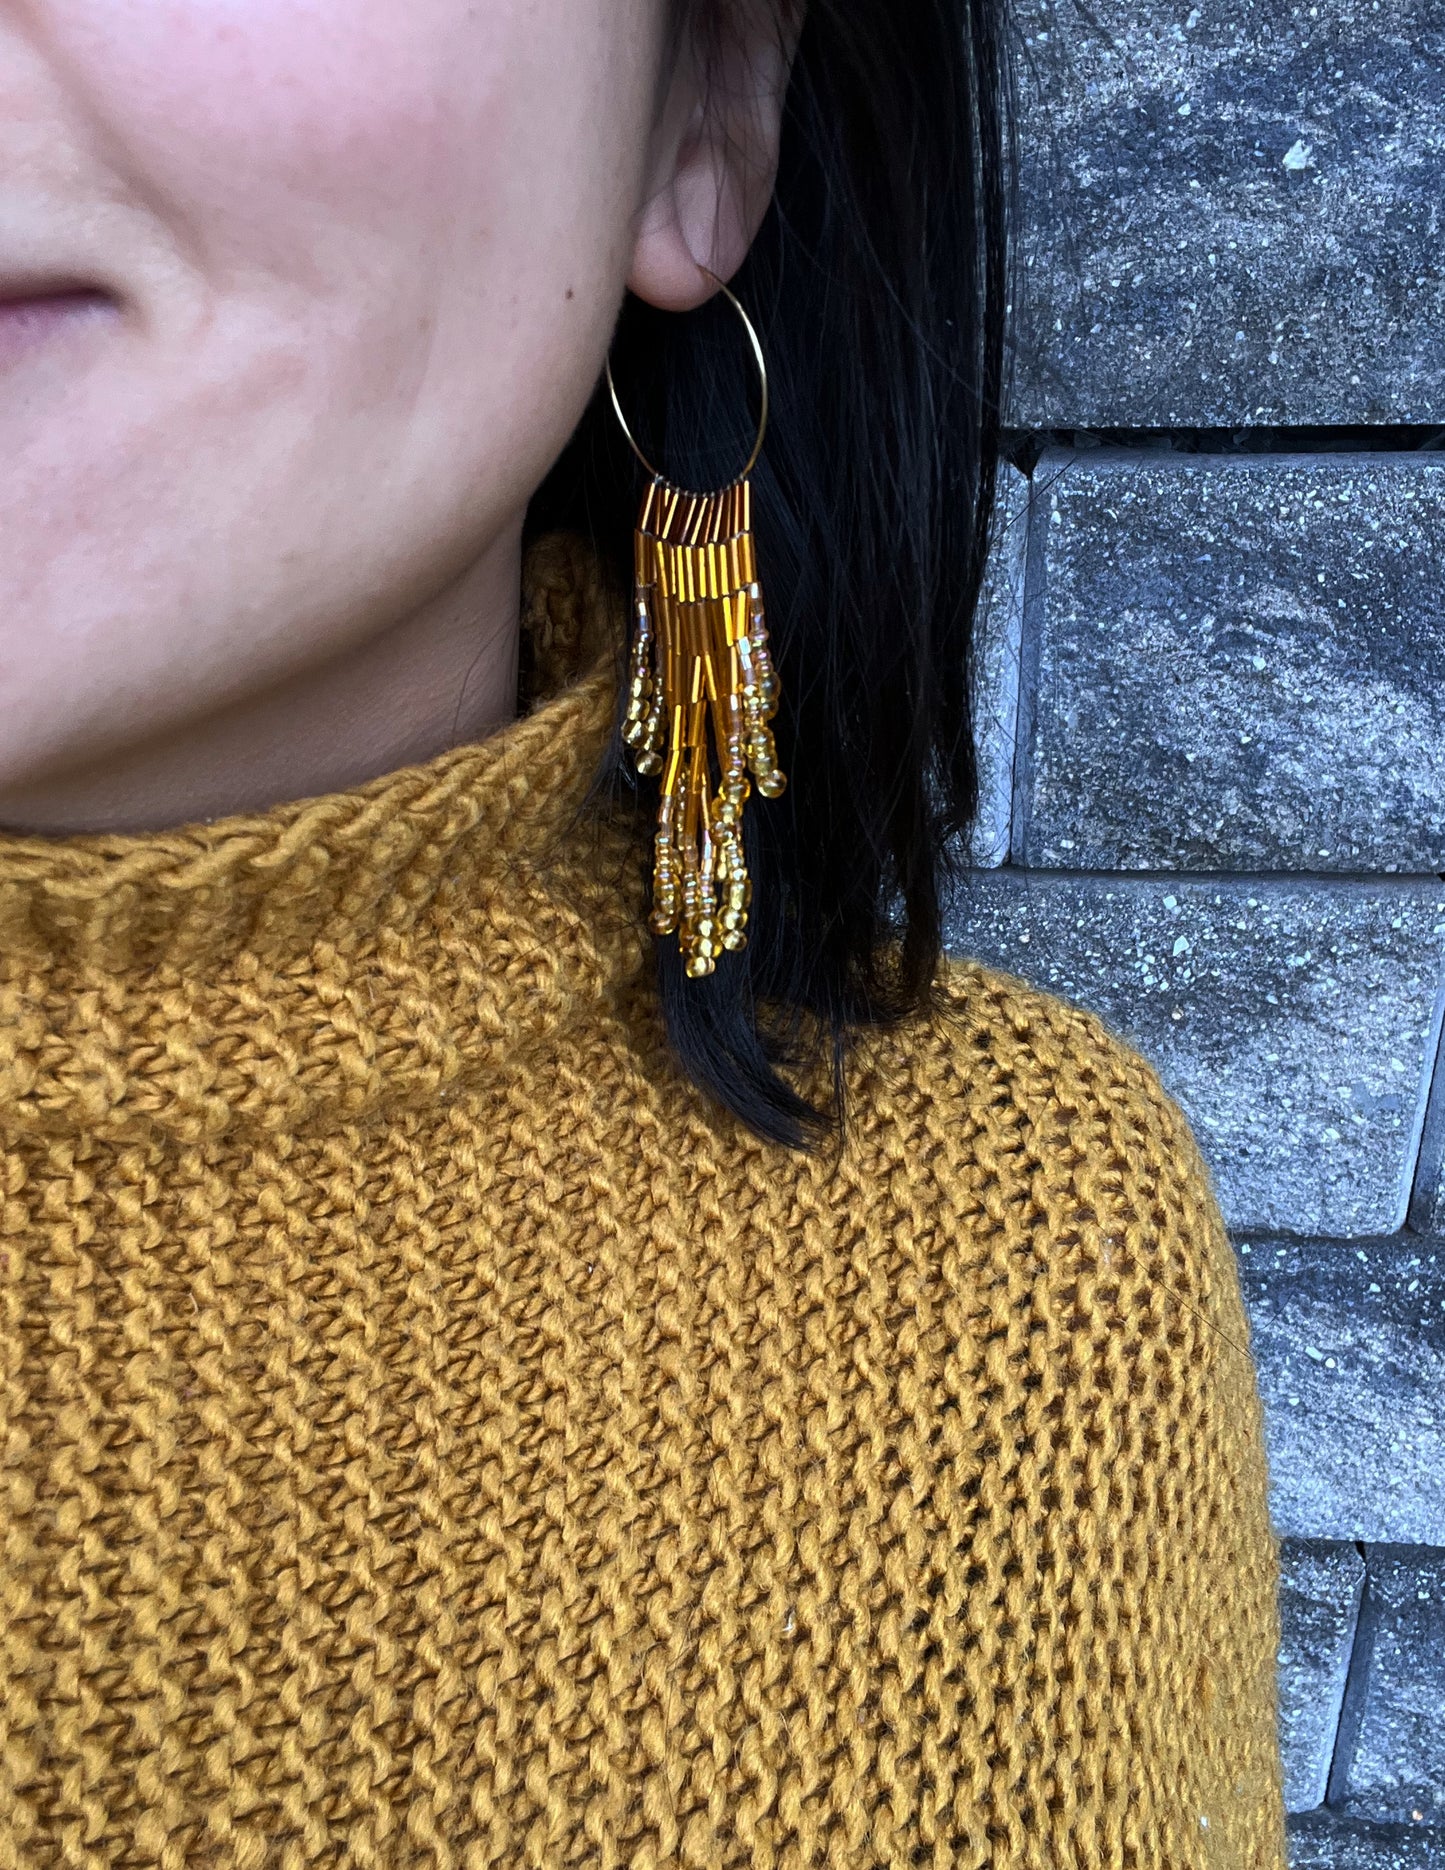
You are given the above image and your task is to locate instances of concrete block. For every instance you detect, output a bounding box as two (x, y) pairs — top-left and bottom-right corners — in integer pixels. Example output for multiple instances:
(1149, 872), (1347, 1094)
(964, 463), (1029, 868)
(1238, 1240), (1445, 1546)
(1007, 0), (1445, 426)
(1288, 1811), (1445, 1868)
(1014, 452), (1445, 875)
(1279, 1540), (1366, 1810)
(1330, 1547), (1445, 1824)
(944, 870), (1445, 1236)
(1409, 1043), (1445, 1237)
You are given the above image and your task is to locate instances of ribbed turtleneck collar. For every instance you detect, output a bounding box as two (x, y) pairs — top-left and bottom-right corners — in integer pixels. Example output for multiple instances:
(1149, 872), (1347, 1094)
(0, 534), (656, 1143)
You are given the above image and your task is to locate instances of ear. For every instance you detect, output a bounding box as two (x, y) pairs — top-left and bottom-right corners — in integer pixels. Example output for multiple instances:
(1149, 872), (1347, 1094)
(628, 4), (804, 311)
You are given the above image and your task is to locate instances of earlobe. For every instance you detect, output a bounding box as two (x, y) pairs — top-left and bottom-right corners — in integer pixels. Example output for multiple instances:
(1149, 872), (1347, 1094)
(625, 11), (796, 314)
(625, 153), (727, 314)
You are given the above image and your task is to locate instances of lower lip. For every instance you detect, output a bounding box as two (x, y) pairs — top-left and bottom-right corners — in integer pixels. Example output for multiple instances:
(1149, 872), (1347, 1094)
(0, 291), (117, 370)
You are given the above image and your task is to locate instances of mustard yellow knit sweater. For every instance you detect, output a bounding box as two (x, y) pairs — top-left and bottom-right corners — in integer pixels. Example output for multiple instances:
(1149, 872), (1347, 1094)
(0, 537), (1286, 1869)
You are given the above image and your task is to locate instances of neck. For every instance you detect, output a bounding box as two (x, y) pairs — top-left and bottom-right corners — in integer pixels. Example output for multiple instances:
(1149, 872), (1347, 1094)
(0, 522), (526, 836)
(0, 531), (637, 1046)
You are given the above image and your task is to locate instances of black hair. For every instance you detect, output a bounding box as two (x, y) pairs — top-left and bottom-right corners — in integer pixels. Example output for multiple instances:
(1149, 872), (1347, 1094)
(525, 0), (1021, 1158)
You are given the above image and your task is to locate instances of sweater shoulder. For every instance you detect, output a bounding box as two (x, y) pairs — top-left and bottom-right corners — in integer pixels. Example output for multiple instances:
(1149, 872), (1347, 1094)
(847, 952), (1260, 1411)
(870, 951), (1194, 1125)
(854, 952), (1227, 1234)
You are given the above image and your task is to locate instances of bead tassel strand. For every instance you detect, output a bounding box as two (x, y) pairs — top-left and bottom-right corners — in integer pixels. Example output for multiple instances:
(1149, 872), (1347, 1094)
(620, 473), (785, 977)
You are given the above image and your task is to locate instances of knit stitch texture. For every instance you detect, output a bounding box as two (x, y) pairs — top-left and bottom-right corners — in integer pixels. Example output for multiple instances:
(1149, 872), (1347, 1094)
(0, 535), (1287, 1868)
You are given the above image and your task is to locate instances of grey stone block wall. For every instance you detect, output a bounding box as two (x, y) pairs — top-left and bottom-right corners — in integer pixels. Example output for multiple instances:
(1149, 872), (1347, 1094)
(1411, 1038), (1445, 1237)
(1015, 452), (1445, 874)
(1329, 1548), (1445, 1825)
(1289, 1811), (1445, 1868)
(1279, 1541), (1365, 1810)
(983, 0), (1445, 1849)
(1006, 0), (1445, 427)
(1238, 1238), (1445, 1546)
(966, 464), (1030, 871)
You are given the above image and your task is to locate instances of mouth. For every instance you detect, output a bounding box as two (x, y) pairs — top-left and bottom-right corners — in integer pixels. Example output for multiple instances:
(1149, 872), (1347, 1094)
(0, 284), (119, 368)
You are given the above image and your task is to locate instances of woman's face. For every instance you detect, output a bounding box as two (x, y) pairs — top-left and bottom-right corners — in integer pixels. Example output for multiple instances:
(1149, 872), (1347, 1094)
(0, 1), (786, 822)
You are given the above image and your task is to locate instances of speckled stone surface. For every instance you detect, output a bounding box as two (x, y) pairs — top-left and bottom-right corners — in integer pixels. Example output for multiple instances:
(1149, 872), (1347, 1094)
(964, 464), (1029, 868)
(1013, 450), (1445, 873)
(1410, 1061), (1445, 1236)
(1329, 1547), (1445, 1824)
(1288, 1811), (1445, 1868)
(1279, 1540), (1367, 1810)
(1006, 0), (1445, 426)
(1237, 1238), (1445, 1544)
(943, 870), (1445, 1236)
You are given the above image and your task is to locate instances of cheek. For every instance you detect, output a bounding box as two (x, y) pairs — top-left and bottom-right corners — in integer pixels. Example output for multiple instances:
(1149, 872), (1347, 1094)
(47, 0), (652, 510)
(0, 0), (657, 776)
(57, 0), (534, 275)
(48, 0), (653, 341)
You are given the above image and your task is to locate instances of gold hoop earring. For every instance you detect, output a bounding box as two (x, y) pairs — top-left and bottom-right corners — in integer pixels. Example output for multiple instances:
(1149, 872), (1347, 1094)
(606, 277), (786, 980)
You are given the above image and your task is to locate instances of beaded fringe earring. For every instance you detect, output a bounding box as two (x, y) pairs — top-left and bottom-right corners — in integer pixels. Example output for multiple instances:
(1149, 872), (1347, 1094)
(606, 280), (786, 979)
